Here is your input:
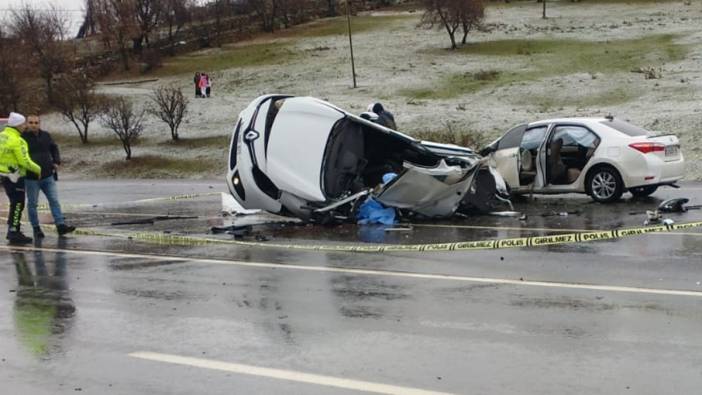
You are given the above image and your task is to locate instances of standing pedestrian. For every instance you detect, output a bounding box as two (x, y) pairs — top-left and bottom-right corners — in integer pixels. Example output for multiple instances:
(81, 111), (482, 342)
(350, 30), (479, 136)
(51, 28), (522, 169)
(205, 73), (211, 98)
(194, 72), (201, 98)
(0, 112), (41, 244)
(22, 115), (75, 238)
(198, 73), (208, 98)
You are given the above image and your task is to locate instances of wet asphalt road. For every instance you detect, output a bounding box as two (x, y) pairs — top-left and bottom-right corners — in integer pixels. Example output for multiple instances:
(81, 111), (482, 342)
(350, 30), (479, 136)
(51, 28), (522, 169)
(1, 180), (701, 394)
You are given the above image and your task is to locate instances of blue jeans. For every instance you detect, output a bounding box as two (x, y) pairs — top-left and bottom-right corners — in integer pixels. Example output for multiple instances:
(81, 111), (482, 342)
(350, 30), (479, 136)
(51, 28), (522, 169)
(25, 176), (64, 227)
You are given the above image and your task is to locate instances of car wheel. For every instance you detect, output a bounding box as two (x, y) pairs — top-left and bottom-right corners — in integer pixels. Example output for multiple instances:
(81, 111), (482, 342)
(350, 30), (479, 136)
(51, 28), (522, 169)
(629, 185), (658, 198)
(586, 166), (623, 203)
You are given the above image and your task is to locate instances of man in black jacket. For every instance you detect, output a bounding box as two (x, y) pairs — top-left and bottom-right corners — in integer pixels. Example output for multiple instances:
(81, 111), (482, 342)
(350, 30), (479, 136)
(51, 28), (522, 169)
(22, 115), (75, 238)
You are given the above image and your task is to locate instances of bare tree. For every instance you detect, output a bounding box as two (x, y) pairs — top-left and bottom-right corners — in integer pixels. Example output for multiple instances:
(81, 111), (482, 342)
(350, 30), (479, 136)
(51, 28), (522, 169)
(419, 0), (484, 50)
(100, 97), (145, 160)
(460, 0), (484, 44)
(277, 0), (308, 28)
(162, 0), (191, 54)
(11, 5), (70, 105)
(92, 0), (139, 71)
(149, 84), (188, 140)
(54, 74), (105, 144)
(134, 0), (163, 51)
(0, 27), (26, 114)
(244, 0), (277, 32)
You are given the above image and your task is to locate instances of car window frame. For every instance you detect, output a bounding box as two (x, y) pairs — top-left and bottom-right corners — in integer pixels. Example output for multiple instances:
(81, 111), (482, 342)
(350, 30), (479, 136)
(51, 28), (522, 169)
(543, 123), (601, 185)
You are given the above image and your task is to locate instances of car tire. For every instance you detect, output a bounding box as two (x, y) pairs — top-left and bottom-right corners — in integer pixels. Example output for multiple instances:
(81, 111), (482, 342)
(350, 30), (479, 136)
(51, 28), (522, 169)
(629, 185), (658, 198)
(586, 166), (623, 203)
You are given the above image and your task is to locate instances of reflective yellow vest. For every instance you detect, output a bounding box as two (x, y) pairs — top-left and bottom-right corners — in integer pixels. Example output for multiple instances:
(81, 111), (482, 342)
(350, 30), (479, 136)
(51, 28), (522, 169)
(0, 126), (41, 177)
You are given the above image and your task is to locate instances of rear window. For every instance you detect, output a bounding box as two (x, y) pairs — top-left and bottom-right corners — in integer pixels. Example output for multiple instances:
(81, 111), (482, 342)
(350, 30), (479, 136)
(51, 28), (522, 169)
(601, 119), (648, 137)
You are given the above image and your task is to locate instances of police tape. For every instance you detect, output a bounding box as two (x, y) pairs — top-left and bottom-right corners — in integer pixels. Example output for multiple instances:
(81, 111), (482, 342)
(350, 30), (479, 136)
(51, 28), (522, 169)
(31, 192), (221, 211)
(70, 220), (702, 253)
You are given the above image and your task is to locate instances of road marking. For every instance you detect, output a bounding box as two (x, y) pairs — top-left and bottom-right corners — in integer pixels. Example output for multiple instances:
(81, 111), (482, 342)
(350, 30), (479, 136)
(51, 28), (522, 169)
(129, 351), (452, 395)
(2, 244), (702, 298)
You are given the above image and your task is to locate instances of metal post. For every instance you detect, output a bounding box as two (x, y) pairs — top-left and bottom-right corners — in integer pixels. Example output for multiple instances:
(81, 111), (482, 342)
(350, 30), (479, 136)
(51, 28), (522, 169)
(346, 0), (357, 88)
(542, 0), (546, 19)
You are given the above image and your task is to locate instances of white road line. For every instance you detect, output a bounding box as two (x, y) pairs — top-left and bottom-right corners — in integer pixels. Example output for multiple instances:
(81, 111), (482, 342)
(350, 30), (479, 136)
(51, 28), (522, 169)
(129, 351), (453, 395)
(2, 244), (702, 298)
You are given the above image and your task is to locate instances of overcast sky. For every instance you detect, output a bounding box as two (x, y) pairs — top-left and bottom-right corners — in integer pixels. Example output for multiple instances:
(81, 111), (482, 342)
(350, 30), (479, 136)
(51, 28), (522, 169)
(2, 0), (88, 36)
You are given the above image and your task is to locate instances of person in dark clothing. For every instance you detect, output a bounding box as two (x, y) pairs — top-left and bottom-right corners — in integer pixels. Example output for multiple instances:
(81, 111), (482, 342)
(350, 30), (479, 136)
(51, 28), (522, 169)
(367, 102), (397, 130)
(194, 72), (201, 98)
(22, 115), (75, 238)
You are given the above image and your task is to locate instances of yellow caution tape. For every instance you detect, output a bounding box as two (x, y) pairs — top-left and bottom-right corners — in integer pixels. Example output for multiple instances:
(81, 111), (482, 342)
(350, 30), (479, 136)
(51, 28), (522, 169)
(70, 220), (702, 253)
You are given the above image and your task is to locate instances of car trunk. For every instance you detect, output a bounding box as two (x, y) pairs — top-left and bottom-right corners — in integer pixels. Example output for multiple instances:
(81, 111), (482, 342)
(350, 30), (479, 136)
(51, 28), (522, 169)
(647, 134), (681, 162)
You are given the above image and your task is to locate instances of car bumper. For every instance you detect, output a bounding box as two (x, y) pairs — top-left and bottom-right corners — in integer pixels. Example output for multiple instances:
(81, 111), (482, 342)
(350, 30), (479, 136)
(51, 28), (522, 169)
(623, 153), (685, 188)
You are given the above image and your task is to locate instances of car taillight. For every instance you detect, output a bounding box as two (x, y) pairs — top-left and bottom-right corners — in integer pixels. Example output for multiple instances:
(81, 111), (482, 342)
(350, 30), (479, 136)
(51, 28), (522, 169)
(629, 142), (665, 154)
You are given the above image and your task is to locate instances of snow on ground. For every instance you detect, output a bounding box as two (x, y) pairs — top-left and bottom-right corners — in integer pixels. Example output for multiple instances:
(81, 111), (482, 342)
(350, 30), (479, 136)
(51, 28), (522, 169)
(48, 1), (702, 180)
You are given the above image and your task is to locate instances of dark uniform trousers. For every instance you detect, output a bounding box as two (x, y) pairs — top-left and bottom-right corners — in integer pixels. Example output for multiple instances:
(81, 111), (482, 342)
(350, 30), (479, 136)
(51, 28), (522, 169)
(2, 176), (26, 232)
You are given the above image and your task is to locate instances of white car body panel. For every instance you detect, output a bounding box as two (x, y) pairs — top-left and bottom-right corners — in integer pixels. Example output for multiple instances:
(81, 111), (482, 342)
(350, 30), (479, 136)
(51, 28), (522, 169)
(493, 147), (520, 189)
(266, 98), (344, 202)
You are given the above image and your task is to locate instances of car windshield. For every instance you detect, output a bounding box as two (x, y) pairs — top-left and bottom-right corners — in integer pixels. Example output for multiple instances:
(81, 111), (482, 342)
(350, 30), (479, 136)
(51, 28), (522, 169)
(601, 119), (648, 136)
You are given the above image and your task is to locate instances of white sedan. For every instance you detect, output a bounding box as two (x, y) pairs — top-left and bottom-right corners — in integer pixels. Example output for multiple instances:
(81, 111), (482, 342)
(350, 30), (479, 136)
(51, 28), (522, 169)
(481, 117), (685, 202)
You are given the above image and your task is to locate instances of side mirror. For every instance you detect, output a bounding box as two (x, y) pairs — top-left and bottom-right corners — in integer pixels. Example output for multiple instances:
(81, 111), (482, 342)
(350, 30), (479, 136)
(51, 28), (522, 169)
(479, 142), (497, 157)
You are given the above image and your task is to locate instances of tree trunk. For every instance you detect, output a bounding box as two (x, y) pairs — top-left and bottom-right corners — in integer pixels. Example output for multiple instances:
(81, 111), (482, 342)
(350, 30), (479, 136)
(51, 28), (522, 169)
(120, 45), (130, 71)
(123, 142), (131, 160)
(81, 120), (89, 144)
(45, 75), (54, 105)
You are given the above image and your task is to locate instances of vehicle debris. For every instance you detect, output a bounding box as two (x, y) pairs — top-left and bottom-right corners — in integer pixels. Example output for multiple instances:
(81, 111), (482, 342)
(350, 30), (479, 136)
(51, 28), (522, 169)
(541, 210), (582, 217)
(110, 215), (197, 226)
(657, 197), (702, 213)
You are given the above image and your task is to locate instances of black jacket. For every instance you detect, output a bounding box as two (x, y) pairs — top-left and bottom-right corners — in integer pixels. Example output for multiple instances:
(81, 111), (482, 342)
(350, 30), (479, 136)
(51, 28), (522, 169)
(22, 130), (60, 180)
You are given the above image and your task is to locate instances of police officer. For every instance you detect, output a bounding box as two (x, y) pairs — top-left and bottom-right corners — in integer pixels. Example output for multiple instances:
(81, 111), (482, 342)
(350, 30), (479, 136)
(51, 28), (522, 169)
(0, 112), (42, 244)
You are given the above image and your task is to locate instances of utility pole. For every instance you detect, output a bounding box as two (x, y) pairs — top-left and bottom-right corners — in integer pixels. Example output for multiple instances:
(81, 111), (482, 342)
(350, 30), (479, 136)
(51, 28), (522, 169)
(542, 0), (547, 19)
(345, 0), (357, 88)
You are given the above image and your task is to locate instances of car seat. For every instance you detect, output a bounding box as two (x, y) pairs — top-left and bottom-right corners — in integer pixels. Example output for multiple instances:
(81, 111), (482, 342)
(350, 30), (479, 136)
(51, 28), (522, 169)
(519, 148), (537, 185)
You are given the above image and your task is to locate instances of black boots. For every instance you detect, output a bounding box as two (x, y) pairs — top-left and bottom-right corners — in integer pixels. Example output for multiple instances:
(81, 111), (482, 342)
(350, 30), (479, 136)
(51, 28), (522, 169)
(7, 231), (32, 244)
(57, 224), (76, 235)
(33, 226), (45, 239)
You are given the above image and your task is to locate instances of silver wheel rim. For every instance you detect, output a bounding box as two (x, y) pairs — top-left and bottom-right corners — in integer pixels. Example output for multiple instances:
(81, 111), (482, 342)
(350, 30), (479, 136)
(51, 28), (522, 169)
(592, 171), (617, 200)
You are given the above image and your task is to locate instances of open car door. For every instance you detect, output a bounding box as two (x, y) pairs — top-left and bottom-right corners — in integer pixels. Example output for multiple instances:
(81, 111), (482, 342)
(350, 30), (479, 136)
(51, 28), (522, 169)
(491, 124), (526, 189)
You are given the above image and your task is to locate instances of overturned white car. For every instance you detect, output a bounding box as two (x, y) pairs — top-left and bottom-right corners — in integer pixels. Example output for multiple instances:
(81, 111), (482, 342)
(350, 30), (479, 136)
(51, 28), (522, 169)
(226, 95), (509, 223)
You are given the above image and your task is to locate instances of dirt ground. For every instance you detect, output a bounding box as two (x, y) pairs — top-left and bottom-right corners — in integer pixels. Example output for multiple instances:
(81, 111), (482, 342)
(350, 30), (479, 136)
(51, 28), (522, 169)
(45, 1), (702, 180)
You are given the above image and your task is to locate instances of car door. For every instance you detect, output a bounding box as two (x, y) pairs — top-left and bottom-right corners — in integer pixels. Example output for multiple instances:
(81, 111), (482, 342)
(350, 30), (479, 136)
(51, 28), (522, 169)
(491, 124), (526, 189)
(518, 125), (549, 189)
(540, 124), (600, 190)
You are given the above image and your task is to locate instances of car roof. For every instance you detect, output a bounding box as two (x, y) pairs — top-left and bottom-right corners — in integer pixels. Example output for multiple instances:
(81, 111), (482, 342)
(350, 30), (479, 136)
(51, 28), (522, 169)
(527, 117), (609, 128)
